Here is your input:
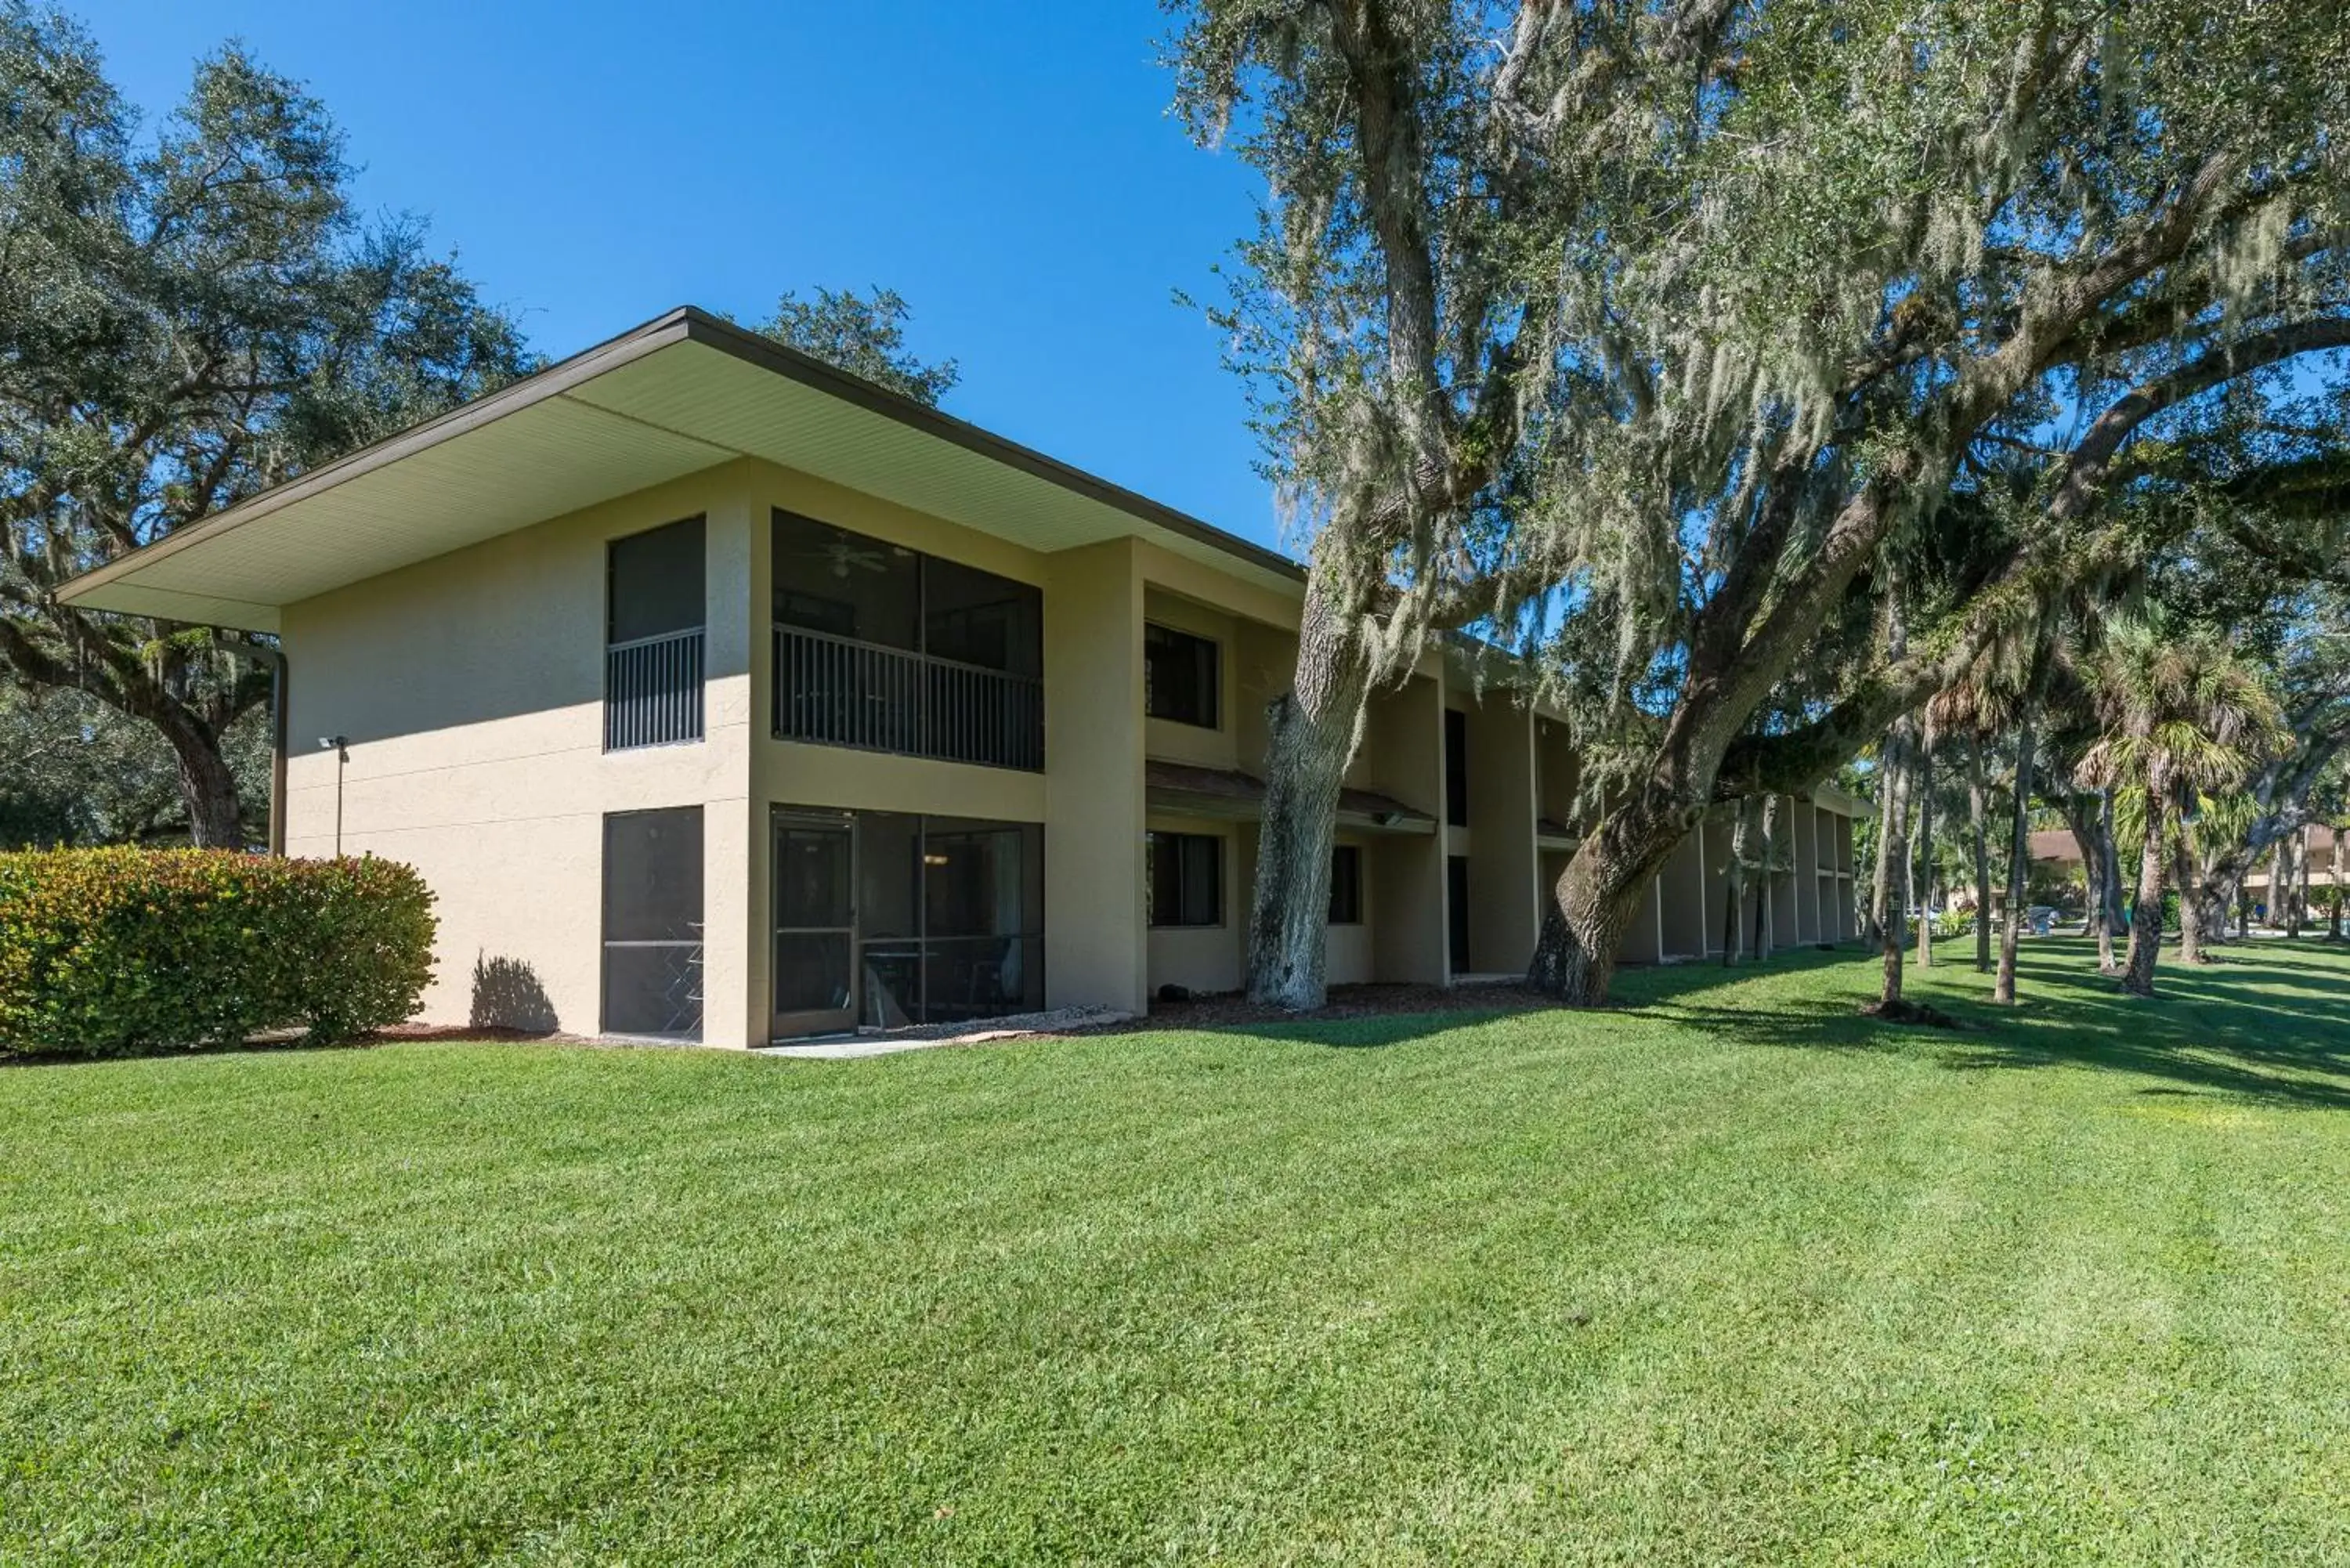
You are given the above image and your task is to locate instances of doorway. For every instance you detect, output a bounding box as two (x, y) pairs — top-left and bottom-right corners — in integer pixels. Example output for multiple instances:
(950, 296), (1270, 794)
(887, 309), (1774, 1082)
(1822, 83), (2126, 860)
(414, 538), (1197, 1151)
(772, 815), (857, 1037)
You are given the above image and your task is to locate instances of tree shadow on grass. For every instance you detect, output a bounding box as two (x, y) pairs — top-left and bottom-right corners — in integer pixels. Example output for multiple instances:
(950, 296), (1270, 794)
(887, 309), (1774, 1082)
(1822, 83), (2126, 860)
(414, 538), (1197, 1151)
(1116, 940), (2350, 1111)
(1157, 1008), (1537, 1052)
(1641, 939), (2350, 1111)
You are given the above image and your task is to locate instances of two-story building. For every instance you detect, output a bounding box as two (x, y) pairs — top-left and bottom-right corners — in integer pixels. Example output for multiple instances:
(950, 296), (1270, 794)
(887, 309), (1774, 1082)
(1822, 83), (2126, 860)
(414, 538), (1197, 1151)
(58, 307), (1864, 1046)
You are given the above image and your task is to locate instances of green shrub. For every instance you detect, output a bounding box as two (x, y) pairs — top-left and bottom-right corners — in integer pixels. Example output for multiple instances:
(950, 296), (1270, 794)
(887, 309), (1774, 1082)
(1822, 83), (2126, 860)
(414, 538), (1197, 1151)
(0, 848), (436, 1056)
(1932, 909), (1976, 941)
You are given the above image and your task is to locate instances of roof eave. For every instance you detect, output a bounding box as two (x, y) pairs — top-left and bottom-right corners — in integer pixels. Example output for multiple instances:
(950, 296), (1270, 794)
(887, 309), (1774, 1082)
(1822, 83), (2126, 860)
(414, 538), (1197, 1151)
(54, 304), (1303, 620)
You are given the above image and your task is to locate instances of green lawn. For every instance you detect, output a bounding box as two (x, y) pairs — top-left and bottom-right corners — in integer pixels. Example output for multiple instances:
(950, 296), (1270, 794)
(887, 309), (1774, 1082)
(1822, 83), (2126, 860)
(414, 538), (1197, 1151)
(5, 941), (2349, 1565)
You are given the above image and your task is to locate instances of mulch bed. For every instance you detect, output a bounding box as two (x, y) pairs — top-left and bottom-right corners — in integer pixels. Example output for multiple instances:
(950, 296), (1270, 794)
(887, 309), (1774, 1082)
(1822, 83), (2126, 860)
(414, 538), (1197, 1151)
(366, 1023), (584, 1044)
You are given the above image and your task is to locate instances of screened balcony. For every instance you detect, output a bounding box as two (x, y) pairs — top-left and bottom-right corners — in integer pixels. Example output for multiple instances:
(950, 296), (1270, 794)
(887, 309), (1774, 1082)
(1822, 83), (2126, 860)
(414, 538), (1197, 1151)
(604, 516), (705, 751)
(771, 509), (1043, 771)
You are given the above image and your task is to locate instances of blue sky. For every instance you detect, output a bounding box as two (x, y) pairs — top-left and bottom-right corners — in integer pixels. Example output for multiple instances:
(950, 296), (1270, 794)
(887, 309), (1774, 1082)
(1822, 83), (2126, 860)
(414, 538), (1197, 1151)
(72, 1), (1288, 551)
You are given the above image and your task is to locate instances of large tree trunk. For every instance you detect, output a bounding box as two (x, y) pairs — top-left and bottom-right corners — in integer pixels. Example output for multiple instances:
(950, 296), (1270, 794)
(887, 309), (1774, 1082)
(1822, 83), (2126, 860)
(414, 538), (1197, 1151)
(2175, 822), (2205, 966)
(1755, 794), (1779, 961)
(1969, 739), (1992, 973)
(2269, 840), (2290, 930)
(2330, 829), (2345, 940)
(1994, 704), (2037, 1006)
(154, 706), (247, 849)
(2189, 850), (2236, 946)
(1869, 771), (1901, 947)
(2097, 790), (2126, 969)
(1914, 734), (1936, 969)
(1245, 583), (1374, 1010)
(1529, 797), (1695, 1004)
(2063, 788), (2126, 972)
(2298, 833), (2314, 935)
(1875, 723), (1917, 1009)
(2121, 788), (2168, 997)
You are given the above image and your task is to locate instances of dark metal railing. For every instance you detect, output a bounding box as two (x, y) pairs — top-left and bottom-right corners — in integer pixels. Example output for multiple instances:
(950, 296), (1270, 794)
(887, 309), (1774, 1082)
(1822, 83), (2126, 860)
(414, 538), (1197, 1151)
(606, 628), (705, 750)
(773, 625), (1043, 771)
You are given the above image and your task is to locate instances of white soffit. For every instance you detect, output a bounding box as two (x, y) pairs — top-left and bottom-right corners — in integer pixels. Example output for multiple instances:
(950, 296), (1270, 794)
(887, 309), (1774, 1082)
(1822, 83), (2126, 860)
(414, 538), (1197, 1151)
(56, 310), (1301, 634)
(567, 341), (1301, 591)
(70, 396), (727, 631)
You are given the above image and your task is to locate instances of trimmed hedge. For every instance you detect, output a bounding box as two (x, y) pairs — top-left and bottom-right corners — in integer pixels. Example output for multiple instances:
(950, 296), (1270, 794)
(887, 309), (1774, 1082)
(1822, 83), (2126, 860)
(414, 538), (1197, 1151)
(0, 848), (436, 1056)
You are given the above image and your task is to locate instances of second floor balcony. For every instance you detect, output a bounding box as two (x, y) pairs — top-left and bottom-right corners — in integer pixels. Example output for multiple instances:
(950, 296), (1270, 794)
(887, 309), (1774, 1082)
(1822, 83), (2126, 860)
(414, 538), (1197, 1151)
(772, 508), (1045, 772)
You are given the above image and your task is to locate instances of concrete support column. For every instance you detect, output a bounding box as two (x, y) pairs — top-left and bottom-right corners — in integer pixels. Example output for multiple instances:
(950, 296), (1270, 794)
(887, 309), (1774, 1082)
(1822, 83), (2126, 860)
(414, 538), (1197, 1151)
(699, 493), (760, 1049)
(1044, 539), (1148, 1014)
(1465, 699), (1540, 973)
(1661, 825), (1708, 958)
(1368, 672), (1447, 985)
(1769, 796), (1800, 949)
(1793, 801), (1821, 946)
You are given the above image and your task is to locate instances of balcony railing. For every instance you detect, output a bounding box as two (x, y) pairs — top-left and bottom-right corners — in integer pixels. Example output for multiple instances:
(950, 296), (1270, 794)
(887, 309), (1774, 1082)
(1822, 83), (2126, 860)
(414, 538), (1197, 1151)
(774, 624), (1043, 771)
(606, 628), (705, 750)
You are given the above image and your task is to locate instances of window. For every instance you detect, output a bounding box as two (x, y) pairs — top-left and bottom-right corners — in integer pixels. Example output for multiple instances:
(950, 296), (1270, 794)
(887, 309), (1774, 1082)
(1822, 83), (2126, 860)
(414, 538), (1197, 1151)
(1444, 707), (1470, 827)
(606, 518), (706, 750)
(1144, 622), (1220, 728)
(1146, 831), (1223, 927)
(602, 807), (704, 1038)
(1329, 844), (1363, 925)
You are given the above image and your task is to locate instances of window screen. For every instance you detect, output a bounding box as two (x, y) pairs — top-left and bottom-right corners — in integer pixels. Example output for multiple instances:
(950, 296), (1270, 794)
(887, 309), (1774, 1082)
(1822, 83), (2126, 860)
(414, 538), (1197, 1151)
(602, 807), (704, 1038)
(1144, 623), (1220, 728)
(772, 510), (920, 649)
(608, 518), (706, 645)
(1146, 831), (1223, 927)
(926, 555), (1043, 676)
(1329, 844), (1364, 925)
(1444, 708), (1470, 828)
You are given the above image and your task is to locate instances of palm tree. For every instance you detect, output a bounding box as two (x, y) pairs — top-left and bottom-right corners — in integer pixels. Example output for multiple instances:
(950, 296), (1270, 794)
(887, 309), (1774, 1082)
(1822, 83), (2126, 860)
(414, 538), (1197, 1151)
(1929, 616), (2048, 1003)
(2079, 616), (2292, 997)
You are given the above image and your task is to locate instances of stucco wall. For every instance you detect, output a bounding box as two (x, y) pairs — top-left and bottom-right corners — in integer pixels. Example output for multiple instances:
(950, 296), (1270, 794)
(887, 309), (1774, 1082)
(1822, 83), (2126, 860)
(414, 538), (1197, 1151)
(282, 463), (762, 1042)
(1364, 675), (1448, 985)
(1141, 588), (1242, 773)
(1043, 539), (1148, 1014)
(1459, 691), (1539, 974)
(1144, 810), (1244, 996)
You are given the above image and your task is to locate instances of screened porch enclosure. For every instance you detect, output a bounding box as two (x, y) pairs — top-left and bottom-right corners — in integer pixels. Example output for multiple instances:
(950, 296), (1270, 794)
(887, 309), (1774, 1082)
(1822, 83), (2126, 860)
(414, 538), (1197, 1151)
(770, 807), (1044, 1039)
(770, 510), (1044, 771)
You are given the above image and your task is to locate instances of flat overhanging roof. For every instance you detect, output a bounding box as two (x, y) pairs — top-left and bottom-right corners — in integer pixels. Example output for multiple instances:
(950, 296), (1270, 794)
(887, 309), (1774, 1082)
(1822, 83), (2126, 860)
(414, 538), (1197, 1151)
(54, 306), (1303, 633)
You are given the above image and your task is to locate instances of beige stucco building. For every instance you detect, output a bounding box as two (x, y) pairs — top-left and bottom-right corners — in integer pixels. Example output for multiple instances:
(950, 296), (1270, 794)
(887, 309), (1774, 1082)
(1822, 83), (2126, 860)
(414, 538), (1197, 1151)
(60, 308), (1865, 1045)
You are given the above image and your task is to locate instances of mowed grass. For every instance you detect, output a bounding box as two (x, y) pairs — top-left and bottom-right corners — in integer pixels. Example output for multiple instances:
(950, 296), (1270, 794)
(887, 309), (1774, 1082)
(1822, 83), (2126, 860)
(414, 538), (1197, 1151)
(5, 941), (2350, 1565)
